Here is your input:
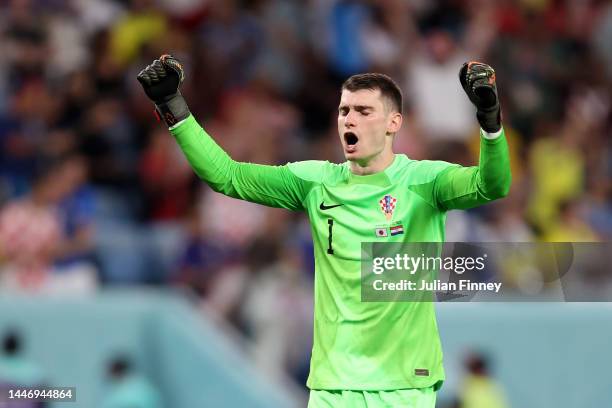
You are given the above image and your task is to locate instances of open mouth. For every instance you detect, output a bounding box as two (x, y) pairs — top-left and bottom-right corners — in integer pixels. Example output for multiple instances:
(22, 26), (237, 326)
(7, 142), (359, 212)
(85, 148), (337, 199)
(344, 131), (359, 146)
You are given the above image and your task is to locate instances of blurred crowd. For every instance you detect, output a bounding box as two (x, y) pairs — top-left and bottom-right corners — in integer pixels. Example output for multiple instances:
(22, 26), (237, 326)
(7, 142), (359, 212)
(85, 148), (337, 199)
(0, 0), (611, 388)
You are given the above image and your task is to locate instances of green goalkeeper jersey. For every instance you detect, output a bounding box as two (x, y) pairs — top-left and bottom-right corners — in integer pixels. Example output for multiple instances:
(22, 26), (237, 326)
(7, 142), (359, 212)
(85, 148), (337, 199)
(171, 115), (511, 391)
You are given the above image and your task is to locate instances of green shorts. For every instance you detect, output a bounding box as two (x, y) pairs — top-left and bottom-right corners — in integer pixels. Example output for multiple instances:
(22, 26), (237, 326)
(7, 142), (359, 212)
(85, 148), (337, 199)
(308, 387), (436, 408)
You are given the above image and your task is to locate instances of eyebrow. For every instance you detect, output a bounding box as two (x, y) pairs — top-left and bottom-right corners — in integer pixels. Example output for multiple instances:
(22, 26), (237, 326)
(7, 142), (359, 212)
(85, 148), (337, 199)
(338, 104), (374, 111)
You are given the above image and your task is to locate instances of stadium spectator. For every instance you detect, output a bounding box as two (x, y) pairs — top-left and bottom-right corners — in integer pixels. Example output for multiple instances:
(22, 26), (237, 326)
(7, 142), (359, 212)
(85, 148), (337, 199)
(100, 355), (163, 408)
(0, 156), (97, 294)
(458, 352), (509, 408)
(0, 329), (46, 408)
(240, 236), (313, 384)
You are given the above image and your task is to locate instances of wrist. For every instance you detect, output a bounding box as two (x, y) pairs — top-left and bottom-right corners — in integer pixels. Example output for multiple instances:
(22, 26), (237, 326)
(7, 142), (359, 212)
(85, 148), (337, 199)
(155, 93), (190, 127)
(476, 103), (501, 133)
(480, 127), (503, 139)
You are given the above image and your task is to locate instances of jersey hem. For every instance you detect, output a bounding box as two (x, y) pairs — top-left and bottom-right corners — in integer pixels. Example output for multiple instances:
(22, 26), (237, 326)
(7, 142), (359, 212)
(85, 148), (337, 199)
(307, 377), (445, 391)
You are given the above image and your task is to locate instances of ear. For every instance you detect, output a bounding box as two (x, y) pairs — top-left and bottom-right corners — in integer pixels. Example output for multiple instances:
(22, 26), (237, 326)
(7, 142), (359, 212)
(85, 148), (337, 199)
(387, 112), (402, 134)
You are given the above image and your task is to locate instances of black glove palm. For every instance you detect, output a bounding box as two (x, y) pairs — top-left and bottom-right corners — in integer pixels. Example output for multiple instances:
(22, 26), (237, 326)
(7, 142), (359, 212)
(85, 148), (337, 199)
(137, 55), (189, 126)
(459, 61), (501, 133)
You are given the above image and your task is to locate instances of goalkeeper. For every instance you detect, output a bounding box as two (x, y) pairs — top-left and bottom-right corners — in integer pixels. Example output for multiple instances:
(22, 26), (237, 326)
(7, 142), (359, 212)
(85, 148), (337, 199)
(137, 56), (510, 407)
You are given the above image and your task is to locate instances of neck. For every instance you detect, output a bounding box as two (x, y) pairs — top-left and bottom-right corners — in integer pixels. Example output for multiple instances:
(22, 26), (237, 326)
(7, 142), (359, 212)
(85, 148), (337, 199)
(349, 150), (395, 175)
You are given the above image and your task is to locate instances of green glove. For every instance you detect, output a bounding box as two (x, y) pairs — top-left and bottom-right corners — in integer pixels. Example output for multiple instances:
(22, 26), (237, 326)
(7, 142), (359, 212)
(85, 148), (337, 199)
(459, 61), (501, 133)
(137, 54), (190, 127)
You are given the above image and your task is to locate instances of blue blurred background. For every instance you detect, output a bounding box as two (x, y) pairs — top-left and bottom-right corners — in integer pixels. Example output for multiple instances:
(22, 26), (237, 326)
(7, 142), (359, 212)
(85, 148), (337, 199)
(0, 0), (611, 407)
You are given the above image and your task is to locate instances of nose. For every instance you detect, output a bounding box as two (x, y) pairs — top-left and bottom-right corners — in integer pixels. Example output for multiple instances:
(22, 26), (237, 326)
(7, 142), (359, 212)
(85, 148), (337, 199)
(344, 111), (356, 128)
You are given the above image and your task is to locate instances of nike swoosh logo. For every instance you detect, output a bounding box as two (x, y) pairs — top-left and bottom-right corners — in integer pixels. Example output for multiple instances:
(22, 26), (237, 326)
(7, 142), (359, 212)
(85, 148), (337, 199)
(320, 202), (343, 210)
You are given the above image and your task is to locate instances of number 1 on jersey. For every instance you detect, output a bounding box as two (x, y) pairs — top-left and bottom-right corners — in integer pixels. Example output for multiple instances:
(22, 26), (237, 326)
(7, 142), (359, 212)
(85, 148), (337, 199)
(327, 219), (334, 255)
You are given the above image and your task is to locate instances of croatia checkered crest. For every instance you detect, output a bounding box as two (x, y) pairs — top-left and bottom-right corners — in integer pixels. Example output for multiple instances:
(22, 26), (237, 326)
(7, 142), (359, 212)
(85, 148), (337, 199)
(379, 195), (397, 221)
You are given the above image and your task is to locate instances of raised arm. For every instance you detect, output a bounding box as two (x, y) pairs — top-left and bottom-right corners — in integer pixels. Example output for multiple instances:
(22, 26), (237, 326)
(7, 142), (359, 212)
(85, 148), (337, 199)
(434, 61), (511, 210)
(170, 115), (312, 210)
(137, 55), (312, 211)
(434, 129), (510, 210)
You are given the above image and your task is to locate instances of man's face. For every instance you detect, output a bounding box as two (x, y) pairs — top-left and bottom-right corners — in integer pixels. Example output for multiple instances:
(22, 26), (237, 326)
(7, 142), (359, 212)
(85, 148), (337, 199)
(337, 88), (400, 163)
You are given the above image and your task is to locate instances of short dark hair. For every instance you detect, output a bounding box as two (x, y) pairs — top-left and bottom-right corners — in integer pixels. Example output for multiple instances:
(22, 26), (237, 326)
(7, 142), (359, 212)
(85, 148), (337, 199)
(2, 331), (21, 355)
(108, 355), (132, 379)
(342, 73), (403, 113)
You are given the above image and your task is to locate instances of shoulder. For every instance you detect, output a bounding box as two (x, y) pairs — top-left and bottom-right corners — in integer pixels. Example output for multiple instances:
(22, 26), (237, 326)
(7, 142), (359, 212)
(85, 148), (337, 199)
(286, 160), (347, 184)
(392, 155), (459, 184)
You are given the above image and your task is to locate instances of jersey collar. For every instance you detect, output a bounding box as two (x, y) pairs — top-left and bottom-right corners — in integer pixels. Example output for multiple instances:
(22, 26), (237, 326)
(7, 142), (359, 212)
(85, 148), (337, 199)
(344, 154), (404, 186)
